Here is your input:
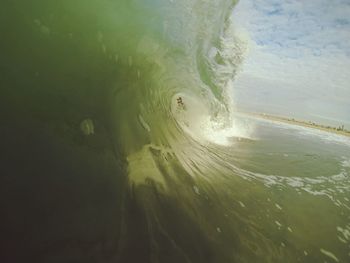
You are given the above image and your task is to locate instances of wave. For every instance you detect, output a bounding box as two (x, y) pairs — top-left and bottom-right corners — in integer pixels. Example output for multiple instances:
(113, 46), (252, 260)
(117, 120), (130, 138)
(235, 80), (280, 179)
(3, 0), (350, 262)
(106, 1), (350, 261)
(105, 0), (251, 183)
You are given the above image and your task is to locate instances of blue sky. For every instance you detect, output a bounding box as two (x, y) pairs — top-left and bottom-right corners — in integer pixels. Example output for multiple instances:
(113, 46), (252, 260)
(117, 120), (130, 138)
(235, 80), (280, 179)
(232, 0), (350, 128)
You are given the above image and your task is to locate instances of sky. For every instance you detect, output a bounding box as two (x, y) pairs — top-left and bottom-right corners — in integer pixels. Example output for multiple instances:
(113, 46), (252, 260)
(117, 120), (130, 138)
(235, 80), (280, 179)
(232, 0), (350, 128)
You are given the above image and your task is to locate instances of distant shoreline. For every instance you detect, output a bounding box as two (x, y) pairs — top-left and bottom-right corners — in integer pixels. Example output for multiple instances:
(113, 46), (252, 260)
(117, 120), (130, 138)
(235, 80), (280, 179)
(243, 112), (350, 138)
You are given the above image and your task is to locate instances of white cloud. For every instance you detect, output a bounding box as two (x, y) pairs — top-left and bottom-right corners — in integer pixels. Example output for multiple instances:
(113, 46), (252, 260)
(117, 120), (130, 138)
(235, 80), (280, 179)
(232, 0), (350, 126)
(234, 0), (350, 57)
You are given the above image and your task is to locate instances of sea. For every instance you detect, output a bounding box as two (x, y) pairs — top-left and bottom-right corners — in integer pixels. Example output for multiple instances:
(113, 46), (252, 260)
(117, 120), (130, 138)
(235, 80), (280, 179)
(0, 0), (349, 262)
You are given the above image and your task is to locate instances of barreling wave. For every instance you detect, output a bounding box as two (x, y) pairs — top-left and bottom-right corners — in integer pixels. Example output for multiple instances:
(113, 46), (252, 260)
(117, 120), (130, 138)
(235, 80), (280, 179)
(104, 1), (269, 261)
(103, 1), (350, 261)
(3, 0), (350, 262)
(108, 0), (249, 183)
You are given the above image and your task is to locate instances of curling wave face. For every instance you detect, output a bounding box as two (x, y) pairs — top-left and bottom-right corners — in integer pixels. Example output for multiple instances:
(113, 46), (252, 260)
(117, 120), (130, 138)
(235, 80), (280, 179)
(110, 0), (251, 176)
(107, 1), (350, 262)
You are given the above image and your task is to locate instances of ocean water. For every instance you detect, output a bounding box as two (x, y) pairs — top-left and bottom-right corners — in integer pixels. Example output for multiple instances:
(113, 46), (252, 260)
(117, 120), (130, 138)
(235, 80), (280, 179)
(1, 0), (350, 262)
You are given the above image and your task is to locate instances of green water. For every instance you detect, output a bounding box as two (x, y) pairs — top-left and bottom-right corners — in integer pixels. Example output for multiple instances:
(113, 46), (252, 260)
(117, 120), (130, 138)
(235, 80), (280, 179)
(1, 0), (350, 262)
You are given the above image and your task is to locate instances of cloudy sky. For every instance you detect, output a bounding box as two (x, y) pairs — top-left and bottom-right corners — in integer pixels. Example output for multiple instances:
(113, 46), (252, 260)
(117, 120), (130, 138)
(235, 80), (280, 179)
(232, 0), (350, 128)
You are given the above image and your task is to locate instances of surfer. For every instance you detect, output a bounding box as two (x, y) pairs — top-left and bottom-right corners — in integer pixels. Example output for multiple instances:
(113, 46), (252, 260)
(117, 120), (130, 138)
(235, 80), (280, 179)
(177, 96), (184, 107)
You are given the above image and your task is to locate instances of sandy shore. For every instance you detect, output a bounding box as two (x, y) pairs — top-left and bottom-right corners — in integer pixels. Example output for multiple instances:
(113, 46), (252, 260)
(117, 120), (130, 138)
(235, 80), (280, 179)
(243, 112), (350, 138)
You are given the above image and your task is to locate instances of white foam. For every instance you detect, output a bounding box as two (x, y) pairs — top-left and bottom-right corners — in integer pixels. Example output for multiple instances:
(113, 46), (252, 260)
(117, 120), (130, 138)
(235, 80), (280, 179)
(337, 225), (350, 242)
(80, 119), (94, 135)
(193, 185), (200, 195)
(297, 127), (350, 147)
(275, 220), (282, 228)
(171, 93), (253, 146)
(138, 114), (151, 132)
(341, 157), (350, 168)
(238, 201), (245, 208)
(320, 248), (339, 262)
(275, 203), (282, 210)
(226, 161), (350, 208)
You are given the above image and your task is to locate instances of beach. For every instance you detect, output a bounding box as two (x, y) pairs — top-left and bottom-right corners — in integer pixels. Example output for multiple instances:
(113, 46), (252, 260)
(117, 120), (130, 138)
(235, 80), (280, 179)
(244, 112), (350, 138)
